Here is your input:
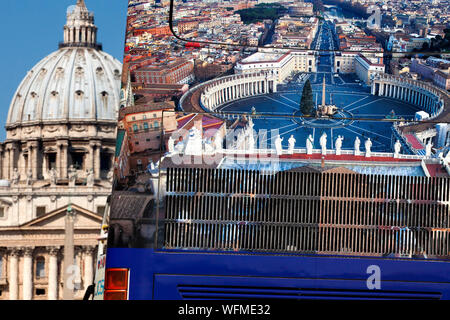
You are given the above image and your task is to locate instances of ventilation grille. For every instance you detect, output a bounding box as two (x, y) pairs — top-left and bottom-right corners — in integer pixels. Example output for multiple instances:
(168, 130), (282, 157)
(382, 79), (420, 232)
(178, 284), (442, 300)
(163, 168), (450, 259)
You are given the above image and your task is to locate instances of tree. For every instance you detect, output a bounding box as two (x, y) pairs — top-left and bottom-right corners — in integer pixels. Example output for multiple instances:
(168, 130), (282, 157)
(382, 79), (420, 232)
(300, 80), (314, 116)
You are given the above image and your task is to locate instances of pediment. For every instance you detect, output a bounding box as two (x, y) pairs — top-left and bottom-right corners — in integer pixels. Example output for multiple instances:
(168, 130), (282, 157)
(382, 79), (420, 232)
(21, 204), (102, 229)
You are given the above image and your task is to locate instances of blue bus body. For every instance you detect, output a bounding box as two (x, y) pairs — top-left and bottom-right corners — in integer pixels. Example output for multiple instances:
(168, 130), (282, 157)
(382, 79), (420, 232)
(106, 248), (450, 300)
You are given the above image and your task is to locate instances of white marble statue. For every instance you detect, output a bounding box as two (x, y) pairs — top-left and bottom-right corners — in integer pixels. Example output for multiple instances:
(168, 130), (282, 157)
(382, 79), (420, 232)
(147, 161), (155, 172)
(306, 134), (313, 155)
(49, 168), (57, 186)
(86, 168), (94, 187)
(107, 168), (114, 184)
(247, 129), (255, 153)
(184, 126), (203, 155)
(175, 137), (185, 153)
(425, 141), (432, 158)
(440, 151), (450, 166)
(247, 117), (254, 131)
(26, 168), (33, 186)
(319, 132), (327, 155)
(354, 137), (361, 156)
(365, 138), (372, 157)
(394, 140), (401, 158)
(11, 168), (20, 186)
(445, 151), (450, 166)
(168, 136), (175, 153)
(68, 165), (77, 186)
(236, 130), (246, 150)
(274, 135), (284, 155)
(335, 135), (343, 156)
(288, 135), (296, 154)
(214, 134), (223, 152)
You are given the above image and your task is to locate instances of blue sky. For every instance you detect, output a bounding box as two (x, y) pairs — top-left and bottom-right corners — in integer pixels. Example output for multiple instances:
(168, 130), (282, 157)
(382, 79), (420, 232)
(0, 0), (128, 140)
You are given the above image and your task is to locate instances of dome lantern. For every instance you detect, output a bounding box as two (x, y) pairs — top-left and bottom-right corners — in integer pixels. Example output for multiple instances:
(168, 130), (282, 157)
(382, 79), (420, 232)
(61, 0), (101, 50)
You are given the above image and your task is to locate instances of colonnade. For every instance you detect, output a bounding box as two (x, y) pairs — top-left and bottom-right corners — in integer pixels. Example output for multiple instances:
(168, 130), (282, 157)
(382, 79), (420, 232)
(0, 139), (105, 182)
(4, 245), (95, 300)
(200, 72), (278, 111)
(371, 74), (444, 116)
(64, 25), (97, 45)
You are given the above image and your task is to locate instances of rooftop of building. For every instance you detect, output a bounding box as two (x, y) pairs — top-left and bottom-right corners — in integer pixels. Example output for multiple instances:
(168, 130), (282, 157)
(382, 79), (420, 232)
(240, 51), (289, 64)
(119, 101), (175, 119)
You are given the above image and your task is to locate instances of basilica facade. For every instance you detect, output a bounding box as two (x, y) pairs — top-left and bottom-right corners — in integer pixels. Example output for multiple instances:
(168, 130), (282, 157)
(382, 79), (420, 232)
(0, 0), (122, 299)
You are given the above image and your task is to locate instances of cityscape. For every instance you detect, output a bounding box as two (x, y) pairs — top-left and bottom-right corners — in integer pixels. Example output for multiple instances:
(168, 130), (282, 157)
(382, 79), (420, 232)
(117, 0), (449, 185)
(0, 0), (449, 301)
(109, 0), (450, 299)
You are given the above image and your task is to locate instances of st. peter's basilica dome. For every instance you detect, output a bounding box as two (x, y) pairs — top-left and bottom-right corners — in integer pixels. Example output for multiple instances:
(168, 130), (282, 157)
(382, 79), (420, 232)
(0, 0), (122, 186)
(7, 1), (122, 128)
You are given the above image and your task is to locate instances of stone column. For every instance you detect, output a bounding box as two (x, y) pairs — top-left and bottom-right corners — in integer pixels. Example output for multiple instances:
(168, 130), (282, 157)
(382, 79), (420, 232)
(22, 247), (34, 300)
(74, 247), (83, 289)
(28, 141), (39, 179)
(8, 248), (20, 300)
(9, 144), (17, 178)
(0, 145), (3, 180)
(2, 147), (8, 180)
(94, 142), (101, 180)
(81, 27), (86, 43)
(55, 146), (61, 179)
(57, 140), (69, 179)
(83, 246), (96, 288)
(47, 247), (59, 300)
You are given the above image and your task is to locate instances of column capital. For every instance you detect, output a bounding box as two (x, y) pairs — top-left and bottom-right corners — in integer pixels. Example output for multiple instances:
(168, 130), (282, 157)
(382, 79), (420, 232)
(7, 247), (22, 257)
(89, 140), (101, 147)
(46, 246), (60, 256)
(23, 247), (34, 256)
(27, 140), (39, 148)
(56, 140), (69, 148)
(5, 144), (16, 151)
(82, 245), (96, 255)
(74, 246), (84, 256)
